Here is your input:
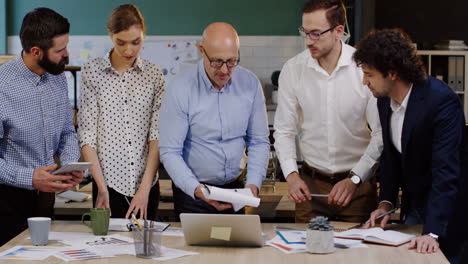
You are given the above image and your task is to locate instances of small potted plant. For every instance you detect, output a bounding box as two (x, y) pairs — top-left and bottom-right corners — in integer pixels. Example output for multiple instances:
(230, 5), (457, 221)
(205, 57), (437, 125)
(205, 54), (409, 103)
(306, 216), (335, 254)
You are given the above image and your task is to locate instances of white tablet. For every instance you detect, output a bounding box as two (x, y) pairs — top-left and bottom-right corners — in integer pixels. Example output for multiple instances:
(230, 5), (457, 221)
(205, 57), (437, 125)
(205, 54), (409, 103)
(52, 162), (92, 175)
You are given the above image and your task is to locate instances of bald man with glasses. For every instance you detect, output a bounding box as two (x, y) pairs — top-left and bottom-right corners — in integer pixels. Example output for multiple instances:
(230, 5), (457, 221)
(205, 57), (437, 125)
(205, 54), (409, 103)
(159, 22), (269, 215)
(274, 0), (382, 223)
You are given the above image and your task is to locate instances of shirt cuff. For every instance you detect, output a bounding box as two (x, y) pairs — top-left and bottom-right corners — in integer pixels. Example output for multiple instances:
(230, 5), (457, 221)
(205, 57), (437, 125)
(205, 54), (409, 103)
(185, 177), (202, 200)
(351, 155), (376, 182)
(245, 176), (263, 191)
(379, 200), (394, 209)
(16, 167), (35, 190)
(280, 158), (298, 179)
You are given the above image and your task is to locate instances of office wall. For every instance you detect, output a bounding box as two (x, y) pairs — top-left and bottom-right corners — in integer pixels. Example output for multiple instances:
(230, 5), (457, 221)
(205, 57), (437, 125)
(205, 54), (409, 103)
(5, 0), (309, 82)
(6, 0), (306, 36)
(0, 0), (6, 54)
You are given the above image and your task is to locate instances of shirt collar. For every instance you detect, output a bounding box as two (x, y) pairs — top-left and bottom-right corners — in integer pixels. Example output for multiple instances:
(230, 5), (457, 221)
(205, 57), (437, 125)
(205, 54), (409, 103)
(15, 53), (44, 85)
(197, 60), (232, 93)
(99, 49), (145, 72)
(390, 84), (413, 112)
(307, 40), (352, 73)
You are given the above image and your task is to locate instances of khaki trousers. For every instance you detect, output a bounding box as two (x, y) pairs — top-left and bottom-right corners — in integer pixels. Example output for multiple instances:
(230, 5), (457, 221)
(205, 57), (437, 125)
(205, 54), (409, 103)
(295, 164), (378, 223)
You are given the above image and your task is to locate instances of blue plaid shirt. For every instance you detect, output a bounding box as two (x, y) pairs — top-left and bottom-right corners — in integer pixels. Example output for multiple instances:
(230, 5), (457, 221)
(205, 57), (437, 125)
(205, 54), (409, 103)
(0, 55), (80, 190)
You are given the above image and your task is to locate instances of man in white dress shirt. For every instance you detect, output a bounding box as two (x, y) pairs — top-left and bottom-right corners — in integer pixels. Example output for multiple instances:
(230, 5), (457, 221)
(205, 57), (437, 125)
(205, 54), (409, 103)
(274, 0), (383, 222)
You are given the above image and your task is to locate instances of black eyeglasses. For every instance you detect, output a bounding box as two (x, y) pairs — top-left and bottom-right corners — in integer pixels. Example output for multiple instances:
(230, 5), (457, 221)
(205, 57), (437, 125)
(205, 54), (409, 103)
(298, 26), (337, 40)
(201, 46), (240, 68)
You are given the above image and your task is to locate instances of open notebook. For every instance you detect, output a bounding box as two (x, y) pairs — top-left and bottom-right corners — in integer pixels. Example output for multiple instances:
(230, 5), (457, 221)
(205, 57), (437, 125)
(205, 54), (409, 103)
(334, 227), (415, 246)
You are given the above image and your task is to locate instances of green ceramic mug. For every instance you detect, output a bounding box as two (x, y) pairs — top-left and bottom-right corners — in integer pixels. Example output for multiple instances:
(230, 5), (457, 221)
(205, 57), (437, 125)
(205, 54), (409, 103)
(81, 208), (110, 235)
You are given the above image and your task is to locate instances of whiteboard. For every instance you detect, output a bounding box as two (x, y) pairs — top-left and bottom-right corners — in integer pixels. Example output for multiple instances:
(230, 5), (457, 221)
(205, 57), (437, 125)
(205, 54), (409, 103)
(140, 39), (201, 84)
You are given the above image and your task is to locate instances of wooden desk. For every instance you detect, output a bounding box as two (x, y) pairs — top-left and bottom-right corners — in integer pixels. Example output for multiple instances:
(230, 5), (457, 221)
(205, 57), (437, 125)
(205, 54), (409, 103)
(54, 180), (295, 219)
(0, 221), (448, 264)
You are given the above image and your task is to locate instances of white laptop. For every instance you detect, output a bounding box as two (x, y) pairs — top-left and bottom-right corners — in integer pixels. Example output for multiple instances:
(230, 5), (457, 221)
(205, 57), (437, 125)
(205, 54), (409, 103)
(180, 213), (264, 247)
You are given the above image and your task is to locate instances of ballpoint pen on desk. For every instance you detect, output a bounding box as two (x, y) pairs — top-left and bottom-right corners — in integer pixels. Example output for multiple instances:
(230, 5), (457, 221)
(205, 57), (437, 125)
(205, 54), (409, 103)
(124, 196), (143, 230)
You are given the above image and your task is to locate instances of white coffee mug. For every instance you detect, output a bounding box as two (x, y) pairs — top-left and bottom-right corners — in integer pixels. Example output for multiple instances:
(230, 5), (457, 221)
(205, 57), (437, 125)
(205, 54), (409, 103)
(28, 217), (51, 246)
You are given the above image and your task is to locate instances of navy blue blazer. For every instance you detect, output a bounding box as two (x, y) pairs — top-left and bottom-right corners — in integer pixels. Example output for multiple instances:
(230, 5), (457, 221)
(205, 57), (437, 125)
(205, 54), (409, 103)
(377, 76), (465, 237)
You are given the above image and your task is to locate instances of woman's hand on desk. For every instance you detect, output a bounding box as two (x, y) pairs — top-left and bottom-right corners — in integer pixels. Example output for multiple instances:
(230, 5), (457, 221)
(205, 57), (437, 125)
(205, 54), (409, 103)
(95, 189), (110, 209)
(194, 184), (233, 211)
(125, 186), (150, 219)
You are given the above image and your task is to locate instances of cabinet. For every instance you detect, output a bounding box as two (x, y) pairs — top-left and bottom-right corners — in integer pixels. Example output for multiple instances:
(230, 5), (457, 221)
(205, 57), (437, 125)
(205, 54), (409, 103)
(417, 50), (468, 118)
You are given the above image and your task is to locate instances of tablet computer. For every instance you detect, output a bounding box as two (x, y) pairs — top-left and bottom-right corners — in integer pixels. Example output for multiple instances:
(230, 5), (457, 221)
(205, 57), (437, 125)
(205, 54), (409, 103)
(52, 162), (92, 175)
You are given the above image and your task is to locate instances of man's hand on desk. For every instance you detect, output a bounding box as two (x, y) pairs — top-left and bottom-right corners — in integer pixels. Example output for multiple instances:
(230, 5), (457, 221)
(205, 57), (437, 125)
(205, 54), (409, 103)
(408, 235), (439, 254)
(363, 202), (393, 229)
(286, 172), (311, 203)
(328, 178), (357, 207)
(194, 184), (233, 211)
(245, 184), (259, 197)
(32, 164), (74, 192)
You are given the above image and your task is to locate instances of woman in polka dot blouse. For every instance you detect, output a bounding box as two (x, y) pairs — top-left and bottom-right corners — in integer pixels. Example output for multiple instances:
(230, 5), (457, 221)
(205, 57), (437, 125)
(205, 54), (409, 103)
(78, 4), (165, 220)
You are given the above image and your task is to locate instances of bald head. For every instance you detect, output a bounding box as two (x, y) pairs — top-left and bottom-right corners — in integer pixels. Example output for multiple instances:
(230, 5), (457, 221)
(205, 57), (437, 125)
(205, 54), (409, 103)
(201, 22), (239, 51)
(199, 22), (240, 90)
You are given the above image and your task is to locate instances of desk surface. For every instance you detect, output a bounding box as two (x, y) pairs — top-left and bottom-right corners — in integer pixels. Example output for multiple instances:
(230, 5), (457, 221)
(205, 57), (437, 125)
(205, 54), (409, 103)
(54, 180), (295, 218)
(0, 221), (447, 264)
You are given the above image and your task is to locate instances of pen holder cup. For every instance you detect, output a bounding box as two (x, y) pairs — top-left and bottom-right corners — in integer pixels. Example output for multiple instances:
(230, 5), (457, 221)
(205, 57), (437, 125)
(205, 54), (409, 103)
(132, 226), (162, 258)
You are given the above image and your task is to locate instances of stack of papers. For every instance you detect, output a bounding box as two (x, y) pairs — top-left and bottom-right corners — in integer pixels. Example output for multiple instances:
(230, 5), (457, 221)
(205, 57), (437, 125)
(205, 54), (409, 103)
(18, 231), (199, 261)
(0, 246), (61, 261)
(56, 190), (91, 203)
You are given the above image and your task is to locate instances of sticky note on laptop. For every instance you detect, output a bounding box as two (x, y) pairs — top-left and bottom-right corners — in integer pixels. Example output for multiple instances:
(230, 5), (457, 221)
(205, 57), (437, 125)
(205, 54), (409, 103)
(210, 226), (232, 241)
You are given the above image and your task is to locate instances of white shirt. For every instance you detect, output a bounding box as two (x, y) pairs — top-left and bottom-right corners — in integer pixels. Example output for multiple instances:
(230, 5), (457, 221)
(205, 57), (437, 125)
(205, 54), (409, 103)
(390, 86), (413, 153)
(78, 53), (165, 196)
(273, 42), (383, 181)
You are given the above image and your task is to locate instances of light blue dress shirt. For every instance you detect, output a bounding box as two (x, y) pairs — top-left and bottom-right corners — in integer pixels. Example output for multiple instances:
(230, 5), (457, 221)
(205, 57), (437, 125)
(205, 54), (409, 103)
(159, 61), (269, 199)
(0, 56), (80, 189)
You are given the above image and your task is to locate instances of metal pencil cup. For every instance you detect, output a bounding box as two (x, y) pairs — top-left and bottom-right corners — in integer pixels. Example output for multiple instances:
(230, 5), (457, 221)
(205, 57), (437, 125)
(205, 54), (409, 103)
(132, 226), (162, 258)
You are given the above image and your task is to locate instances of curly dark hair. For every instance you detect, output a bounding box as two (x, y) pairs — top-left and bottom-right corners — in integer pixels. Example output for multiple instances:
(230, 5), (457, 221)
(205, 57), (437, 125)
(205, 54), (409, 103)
(353, 29), (426, 83)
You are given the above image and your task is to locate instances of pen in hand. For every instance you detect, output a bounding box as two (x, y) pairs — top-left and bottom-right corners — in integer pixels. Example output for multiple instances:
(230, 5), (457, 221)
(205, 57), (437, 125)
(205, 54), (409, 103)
(124, 196), (143, 230)
(365, 207), (398, 224)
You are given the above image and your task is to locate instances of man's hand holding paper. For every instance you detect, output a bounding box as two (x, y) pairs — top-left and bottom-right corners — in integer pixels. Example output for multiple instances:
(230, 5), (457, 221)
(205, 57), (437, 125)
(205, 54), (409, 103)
(200, 185), (261, 211)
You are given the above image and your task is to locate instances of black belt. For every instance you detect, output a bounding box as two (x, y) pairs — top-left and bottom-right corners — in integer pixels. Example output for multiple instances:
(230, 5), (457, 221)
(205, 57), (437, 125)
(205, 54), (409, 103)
(301, 163), (349, 184)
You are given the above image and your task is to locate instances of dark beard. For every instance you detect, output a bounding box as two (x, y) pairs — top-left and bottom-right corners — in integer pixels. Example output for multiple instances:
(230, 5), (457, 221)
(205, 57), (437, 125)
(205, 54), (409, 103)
(38, 52), (68, 75)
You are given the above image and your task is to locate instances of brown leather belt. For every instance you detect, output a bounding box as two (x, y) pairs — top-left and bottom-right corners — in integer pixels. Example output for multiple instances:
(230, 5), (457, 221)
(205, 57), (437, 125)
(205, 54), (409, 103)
(301, 162), (349, 184)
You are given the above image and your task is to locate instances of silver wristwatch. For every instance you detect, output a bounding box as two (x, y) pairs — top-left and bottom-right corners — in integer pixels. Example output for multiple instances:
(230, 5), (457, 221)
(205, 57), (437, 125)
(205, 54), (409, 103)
(348, 173), (362, 185)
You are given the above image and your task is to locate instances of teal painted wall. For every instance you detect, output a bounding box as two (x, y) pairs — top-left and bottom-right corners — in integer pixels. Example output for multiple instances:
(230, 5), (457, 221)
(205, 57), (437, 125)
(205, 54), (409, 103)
(7, 0), (307, 36)
(1, 0), (6, 54)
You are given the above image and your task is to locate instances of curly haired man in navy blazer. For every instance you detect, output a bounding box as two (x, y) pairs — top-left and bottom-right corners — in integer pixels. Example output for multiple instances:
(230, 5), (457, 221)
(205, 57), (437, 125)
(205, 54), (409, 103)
(353, 29), (465, 259)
